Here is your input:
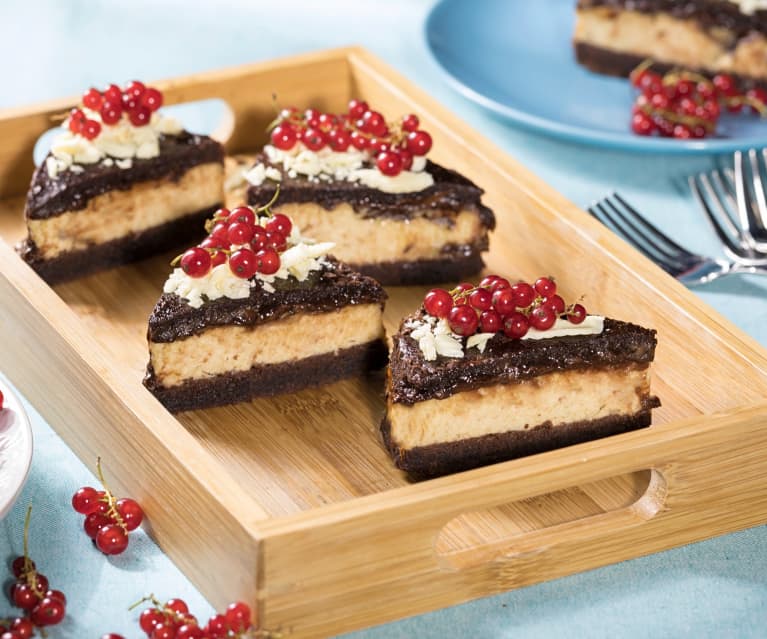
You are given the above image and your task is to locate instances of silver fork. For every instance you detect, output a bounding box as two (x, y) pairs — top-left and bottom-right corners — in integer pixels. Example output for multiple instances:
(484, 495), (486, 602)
(689, 149), (767, 259)
(588, 193), (767, 286)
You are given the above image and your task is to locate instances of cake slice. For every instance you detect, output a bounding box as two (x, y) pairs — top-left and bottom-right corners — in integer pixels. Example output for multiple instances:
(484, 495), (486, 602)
(382, 275), (660, 478)
(574, 0), (767, 87)
(19, 81), (224, 284)
(144, 199), (387, 412)
(244, 100), (495, 285)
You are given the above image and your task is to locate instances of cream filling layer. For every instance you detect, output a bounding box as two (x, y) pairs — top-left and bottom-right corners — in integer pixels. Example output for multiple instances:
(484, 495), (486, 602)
(27, 163), (223, 259)
(388, 365), (651, 449)
(575, 7), (767, 79)
(273, 202), (486, 265)
(149, 303), (384, 387)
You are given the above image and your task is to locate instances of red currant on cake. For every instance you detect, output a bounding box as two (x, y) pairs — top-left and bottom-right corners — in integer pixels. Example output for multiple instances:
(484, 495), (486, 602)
(71, 458), (144, 555)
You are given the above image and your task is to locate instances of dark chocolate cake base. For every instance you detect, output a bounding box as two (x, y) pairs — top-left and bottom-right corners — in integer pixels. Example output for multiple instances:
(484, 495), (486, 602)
(574, 42), (767, 90)
(17, 204), (219, 285)
(351, 252), (484, 286)
(144, 339), (388, 413)
(381, 407), (656, 479)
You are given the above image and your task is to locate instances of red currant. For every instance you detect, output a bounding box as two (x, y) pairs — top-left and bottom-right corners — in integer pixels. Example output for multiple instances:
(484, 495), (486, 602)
(125, 80), (146, 99)
(454, 282), (474, 294)
(10, 619), (33, 639)
(100, 635), (125, 639)
(302, 127), (326, 151)
(225, 601), (252, 632)
(534, 277), (556, 297)
(568, 303), (587, 324)
(151, 623), (176, 639)
(479, 310), (501, 333)
(227, 221), (255, 245)
(468, 288), (492, 311)
(140, 607), (164, 633)
(503, 312), (530, 339)
(83, 88), (103, 110)
(631, 111), (654, 136)
(479, 274), (499, 289)
(166, 598), (189, 615)
(11, 556), (34, 579)
(713, 73), (737, 96)
(638, 72), (662, 96)
(406, 130), (432, 156)
(227, 206), (255, 226)
(84, 512), (111, 539)
(256, 248), (281, 275)
(264, 231), (286, 252)
(673, 124), (692, 139)
(141, 87), (163, 112)
(348, 99), (369, 119)
(360, 110), (385, 134)
(488, 277), (511, 292)
(115, 498), (143, 531)
(82, 119), (102, 140)
(271, 123), (297, 151)
(327, 128), (351, 152)
(129, 105), (151, 127)
(376, 151), (403, 176)
(529, 305), (556, 330)
(448, 305), (479, 336)
(511, 282), (535, 307)
(10, 583), (39, 610)
(95, 524), (129, 555)
(180, 247), (212, 278)
(229, 248), (258, 279)
(266, 214), (292, 237)
(676, 79), (695, 97)
(423, 289), (452, 318)
(0, 632), (21, 639)
(206, 614), (228, 637)
(250, 227), (269, 251)
(45, 589), (66, 605)
(697, 80), (716, 99)
(177, 625), (204, 639)
(542, 294), (565, 314)
(30, 597), (65, 626)
(100, 101), (123, 125)
(104, 84), (122, 103)
(401, 113), (419, 132)
(398, 149), (413, 170)
(491, 288), (516, 316)
(72, 486), (100, 514)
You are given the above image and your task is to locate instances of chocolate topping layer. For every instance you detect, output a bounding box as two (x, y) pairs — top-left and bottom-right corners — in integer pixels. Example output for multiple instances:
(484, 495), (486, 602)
(148, 258), (387, 343)
(145, 340), (388, 412)
(246, 157), (496, 228)
(26, 132), (224, 220)
(381, 409), (654, 479)
(578, 0), (767, 38)
(389, 313), (658, 405)
(351, 250), (484, 286)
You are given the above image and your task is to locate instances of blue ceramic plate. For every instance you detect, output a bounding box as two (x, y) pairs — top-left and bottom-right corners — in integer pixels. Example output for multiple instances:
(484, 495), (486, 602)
(425, 0), (767, 153)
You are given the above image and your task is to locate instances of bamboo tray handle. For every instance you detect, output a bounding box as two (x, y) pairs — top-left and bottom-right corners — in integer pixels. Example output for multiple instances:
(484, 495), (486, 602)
(408, 407), (767, 574)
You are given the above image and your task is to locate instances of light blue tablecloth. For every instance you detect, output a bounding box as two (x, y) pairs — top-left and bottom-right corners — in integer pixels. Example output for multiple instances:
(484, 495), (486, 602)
(1, 1), (765, 637)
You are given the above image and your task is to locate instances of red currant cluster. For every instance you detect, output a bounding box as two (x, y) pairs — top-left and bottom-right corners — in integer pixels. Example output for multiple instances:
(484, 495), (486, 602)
(68, 80), (164, 140)
(630, 63), (767, 139)
(131, 595), (263, 639)
(71, 458), (144, 555)
(423, 275), (586, 339)
(175, 197), (290, 280)
(269, 99), (433, 177)
(5, 507), (66, 635)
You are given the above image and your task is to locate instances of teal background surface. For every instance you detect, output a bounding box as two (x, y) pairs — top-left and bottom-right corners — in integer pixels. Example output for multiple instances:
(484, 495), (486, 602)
(0, 1), (765, 637)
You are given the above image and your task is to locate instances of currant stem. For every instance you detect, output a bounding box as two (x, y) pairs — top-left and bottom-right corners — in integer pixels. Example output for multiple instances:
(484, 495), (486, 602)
(96, 457), (128, 533)
(256, 185), (281, 214)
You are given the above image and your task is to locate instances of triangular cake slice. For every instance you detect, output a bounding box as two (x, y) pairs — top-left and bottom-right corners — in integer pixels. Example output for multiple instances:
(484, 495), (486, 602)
(19, 81), (224, 284)
(144, 199), (387, 412)
(243, 100), (495, 285)
(382, 275), (660, 478)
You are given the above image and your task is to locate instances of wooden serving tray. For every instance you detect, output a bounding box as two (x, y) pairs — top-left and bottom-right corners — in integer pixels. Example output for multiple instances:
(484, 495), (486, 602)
(2, 48), (767, 638)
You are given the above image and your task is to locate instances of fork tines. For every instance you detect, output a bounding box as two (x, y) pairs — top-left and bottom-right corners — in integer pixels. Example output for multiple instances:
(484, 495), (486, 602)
(689, 149), (767, 260)
(588, 193), (699, 276)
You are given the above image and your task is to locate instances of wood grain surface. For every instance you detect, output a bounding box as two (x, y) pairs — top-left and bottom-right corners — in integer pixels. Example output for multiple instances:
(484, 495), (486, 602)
(1, 47), (767, 638)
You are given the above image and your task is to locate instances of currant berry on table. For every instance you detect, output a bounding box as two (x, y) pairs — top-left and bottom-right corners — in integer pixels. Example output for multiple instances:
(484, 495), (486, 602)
(71, 457), (144, 555)
(267, 98), (434, 178)
(629, 62), (767, 139)
(6, 506), (67, 632)
(421, 274), (588, 341)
